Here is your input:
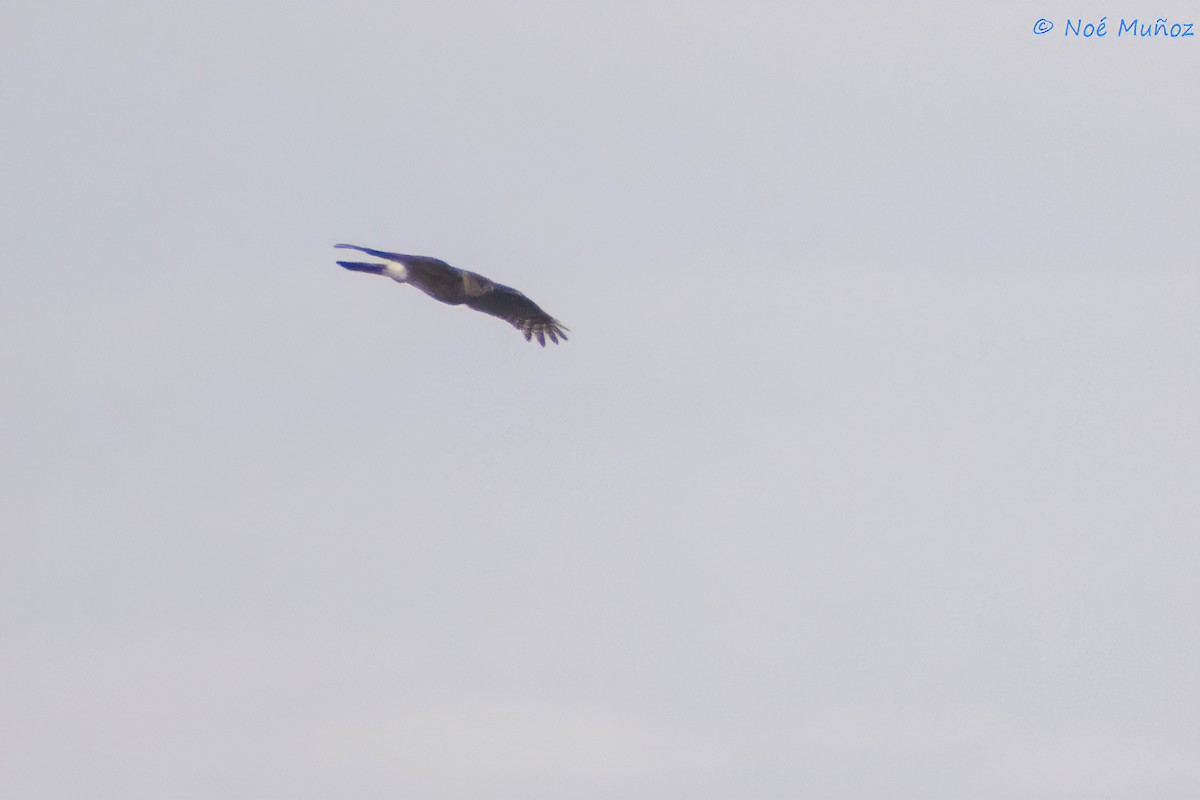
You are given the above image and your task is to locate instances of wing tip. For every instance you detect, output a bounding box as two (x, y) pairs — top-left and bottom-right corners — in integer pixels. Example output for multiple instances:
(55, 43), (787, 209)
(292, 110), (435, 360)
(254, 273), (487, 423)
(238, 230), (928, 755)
(520, 320), (569, 346)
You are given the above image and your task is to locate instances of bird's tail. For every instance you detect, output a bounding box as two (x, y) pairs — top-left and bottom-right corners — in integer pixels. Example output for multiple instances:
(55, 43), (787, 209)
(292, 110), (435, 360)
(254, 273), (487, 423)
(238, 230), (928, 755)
(338, 261), (387, 275)
(335, 243), (403, 261)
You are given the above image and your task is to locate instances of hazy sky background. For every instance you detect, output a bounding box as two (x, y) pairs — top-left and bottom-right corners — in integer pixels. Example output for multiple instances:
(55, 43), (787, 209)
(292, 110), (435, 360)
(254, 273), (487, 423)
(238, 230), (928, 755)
(3, 1), (1199, 797)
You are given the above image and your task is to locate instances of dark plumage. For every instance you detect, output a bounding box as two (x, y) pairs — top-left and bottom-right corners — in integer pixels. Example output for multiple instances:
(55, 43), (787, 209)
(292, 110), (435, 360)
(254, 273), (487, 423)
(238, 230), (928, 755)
(335, 243), (568, 346)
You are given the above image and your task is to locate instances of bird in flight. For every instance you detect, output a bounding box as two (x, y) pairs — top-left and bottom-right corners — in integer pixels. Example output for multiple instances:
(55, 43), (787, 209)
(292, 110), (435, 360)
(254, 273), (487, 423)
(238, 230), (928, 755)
(335, 243), (568, 346)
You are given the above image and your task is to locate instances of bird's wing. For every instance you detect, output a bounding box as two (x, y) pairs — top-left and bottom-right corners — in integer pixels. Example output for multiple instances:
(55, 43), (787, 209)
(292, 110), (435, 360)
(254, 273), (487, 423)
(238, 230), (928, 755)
(465, 285), (568, 346)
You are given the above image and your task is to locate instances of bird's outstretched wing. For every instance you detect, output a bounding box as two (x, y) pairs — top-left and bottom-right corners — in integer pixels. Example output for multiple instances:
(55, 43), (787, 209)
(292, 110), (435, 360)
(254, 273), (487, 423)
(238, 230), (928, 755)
(465, 285), (568, 346)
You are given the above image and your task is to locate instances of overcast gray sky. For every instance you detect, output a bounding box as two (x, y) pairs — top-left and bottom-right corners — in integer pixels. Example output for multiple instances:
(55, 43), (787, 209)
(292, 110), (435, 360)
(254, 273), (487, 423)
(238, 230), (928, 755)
(2, 1), (1199, 797)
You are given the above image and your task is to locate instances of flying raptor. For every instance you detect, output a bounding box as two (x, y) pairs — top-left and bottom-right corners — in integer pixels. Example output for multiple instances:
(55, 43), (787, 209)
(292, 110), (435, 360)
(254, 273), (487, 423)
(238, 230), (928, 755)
(335, 243), (568, 346)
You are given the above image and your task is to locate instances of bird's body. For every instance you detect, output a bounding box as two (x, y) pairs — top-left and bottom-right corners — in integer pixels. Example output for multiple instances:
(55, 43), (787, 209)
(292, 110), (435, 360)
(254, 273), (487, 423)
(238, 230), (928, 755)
(335, 243), (568, 346)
